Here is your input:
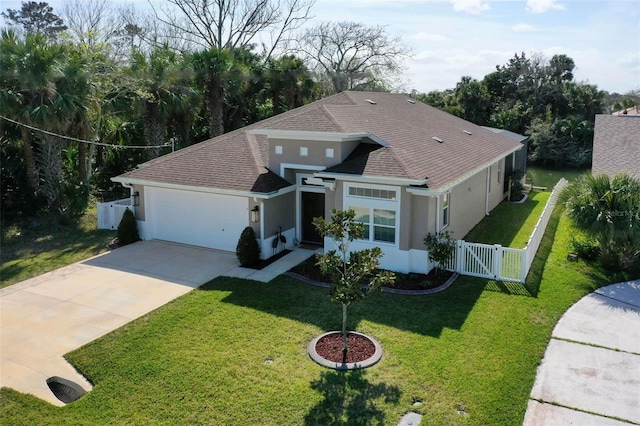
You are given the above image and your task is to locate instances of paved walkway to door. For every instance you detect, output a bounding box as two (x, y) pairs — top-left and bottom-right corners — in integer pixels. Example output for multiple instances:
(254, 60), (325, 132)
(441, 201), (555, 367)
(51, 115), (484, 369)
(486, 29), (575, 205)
(0, 240), (239, 405)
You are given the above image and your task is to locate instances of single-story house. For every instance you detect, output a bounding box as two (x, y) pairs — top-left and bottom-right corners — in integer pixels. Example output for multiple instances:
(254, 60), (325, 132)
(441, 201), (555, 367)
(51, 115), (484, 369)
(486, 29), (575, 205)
(113, 91), (523, 273)
(592, 114), (640, 179)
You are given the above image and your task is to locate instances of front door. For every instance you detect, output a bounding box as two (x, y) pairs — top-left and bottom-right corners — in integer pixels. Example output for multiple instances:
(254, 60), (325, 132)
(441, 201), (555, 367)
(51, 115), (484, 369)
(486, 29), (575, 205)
(301, 191), (325, 244)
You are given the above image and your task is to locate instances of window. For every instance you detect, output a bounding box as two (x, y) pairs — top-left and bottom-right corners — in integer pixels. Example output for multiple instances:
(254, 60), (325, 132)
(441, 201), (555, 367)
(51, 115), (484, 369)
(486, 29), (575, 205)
(442, 193), (450, 229)
(352, 207), (396, 243)
(275, 145), (283, 155)
(497, 161), (501, 184)
(345, 183), (399, 245)
(326, 148), (334, 158)
(300, 147), (308, 157)
(348, 187), (396, 200)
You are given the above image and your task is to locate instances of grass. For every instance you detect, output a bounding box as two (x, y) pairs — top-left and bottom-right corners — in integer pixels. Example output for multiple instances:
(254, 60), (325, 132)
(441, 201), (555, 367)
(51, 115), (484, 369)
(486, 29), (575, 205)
(0, 205), (115, 289)
(464, 191), (550, 248)
(0, 203), (623, 425)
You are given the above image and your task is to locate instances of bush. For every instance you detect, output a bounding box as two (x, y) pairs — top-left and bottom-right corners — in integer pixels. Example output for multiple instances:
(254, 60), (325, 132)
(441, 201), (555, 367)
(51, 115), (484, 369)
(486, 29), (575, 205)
(569, 236), (600, 261)
(423, 231), (456, 276)
(510, 170), (525, 200)
(117, 208), (140, 246)
(236, 227), (260, 267)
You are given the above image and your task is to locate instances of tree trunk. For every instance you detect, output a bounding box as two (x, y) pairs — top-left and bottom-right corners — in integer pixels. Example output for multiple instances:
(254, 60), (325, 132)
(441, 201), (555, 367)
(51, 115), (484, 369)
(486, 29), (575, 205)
(20, 126), (39, 193)
(208, 87), (224, 138)
(342, 303), (348, 358)
(37, 135), (63, 207)
(145, 106), (165, 160)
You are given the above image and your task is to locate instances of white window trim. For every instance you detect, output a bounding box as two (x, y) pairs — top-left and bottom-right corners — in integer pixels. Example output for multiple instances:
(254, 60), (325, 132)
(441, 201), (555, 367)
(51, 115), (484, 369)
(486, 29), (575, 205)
(442, 192), (450, 229)
(344, 182), (400, 247)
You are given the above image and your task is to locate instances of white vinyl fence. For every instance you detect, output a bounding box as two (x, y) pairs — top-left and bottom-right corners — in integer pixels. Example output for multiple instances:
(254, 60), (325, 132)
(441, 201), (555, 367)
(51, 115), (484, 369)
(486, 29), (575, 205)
(442, 178), (568, 283)
(97, 198), (133, 230)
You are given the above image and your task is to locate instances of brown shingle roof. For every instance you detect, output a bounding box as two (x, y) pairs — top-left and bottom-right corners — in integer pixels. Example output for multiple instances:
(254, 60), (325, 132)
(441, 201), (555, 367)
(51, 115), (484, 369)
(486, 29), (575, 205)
(592, 115), (640, 178)
(115, 91), (522, 193)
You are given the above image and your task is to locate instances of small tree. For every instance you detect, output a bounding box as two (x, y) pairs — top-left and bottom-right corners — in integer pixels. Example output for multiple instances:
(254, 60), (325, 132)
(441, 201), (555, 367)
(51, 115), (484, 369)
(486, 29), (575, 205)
(236, 226), (260, 267)
(313, 209), (395, 358)
(423, 231), (456, 277)
(117, 207), (140, 246)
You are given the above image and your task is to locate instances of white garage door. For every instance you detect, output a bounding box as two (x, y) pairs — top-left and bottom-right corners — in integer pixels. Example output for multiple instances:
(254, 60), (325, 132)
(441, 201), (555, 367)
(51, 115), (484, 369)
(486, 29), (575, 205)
(146, 187), (248, 252)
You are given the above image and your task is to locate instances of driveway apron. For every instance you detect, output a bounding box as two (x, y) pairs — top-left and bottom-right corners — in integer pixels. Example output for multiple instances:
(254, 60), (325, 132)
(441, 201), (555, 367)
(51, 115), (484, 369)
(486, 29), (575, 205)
(0, 240), (238, 405)
(523, 280), (640, 425)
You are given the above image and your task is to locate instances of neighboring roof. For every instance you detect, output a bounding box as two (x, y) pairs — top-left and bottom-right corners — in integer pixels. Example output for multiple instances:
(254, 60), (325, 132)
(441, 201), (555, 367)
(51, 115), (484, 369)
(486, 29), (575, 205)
(612, 106), (640, 116)
(115, 91), (523, 193)
(592, 115), (640, 178)
(482, 126), (528, 143)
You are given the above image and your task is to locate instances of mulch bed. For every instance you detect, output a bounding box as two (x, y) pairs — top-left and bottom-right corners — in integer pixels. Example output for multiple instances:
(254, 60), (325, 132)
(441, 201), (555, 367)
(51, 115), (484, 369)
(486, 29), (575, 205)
(315, 332), (375, 363)
(243, 249), (291, 270)
(290, 256), (454, 291)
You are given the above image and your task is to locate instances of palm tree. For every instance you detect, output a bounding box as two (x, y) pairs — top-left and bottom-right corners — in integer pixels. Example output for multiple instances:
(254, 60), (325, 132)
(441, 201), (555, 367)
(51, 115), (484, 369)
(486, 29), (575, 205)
(128, 46), (194, 159)
(0, 29), (64, 194)
(560, 173), (640, 270)
(190, 47), (233, 138)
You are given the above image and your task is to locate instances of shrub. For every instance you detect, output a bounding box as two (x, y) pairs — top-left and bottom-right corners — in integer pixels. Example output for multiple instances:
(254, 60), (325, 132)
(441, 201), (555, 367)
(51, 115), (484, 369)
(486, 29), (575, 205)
(423, 231), (456, 276)
(117, 208), (140, 246)
(236, 227), (260, 267)
(569, 236), (600, 261)
(510, 170), (525, 200)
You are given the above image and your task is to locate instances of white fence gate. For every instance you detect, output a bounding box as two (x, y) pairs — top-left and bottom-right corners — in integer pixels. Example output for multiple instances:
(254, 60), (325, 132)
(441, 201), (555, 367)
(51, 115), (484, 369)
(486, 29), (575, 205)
(97, 198), (133, 230)
(442, 178), (567, 283)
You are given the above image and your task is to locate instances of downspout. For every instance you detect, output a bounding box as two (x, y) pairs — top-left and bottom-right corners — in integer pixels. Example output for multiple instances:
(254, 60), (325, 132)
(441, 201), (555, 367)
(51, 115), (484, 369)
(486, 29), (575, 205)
(435, 195), (441, 234)
(120, 182), (136, 213)
(485, 167), (490, 216)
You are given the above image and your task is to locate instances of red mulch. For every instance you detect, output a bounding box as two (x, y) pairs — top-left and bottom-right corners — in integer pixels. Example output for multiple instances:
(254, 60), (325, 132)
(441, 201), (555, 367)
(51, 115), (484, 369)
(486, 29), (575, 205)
(315, 332), (375, 363)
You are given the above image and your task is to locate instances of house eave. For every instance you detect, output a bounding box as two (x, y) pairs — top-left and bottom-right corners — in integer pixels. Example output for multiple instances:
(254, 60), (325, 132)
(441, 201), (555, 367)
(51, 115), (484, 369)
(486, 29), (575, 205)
(250, 129), (389, 147)
(111, 176), (295, 199)
(312, 172), (427, 186)
(429, 145), (523, 193)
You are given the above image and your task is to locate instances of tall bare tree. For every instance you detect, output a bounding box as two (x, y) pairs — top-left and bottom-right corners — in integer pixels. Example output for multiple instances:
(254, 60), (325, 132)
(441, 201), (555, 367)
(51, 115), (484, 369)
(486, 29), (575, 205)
(297, 21), (411, 93)
(150, 0), (314, 58)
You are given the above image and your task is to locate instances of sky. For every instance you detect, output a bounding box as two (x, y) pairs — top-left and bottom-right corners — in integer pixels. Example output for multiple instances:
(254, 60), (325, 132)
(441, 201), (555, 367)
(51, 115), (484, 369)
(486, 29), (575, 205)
(2, 0), (639, 94)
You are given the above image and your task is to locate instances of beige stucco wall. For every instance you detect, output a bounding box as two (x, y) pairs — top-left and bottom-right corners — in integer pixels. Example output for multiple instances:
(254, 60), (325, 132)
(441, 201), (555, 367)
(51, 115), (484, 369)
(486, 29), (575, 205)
(133, 185), (145, 221)
(262, 191), (295, 239)
(268, 138), (359, 174)
(408, 194), (435, 250)
(446, 161), (506, 240)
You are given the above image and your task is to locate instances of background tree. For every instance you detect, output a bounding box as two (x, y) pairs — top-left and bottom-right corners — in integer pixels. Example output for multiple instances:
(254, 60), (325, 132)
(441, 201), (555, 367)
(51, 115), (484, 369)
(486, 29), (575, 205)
(313, 209), (395, 358)
(2, 1), (67, 40)
(152, 0), (314, 57)
(560, 173), (640, 271)
(297, 21), (411, 93)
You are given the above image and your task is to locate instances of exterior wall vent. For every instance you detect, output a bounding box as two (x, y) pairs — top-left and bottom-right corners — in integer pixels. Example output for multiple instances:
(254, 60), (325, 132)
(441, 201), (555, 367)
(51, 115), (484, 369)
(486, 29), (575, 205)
(432, 137), (444, 143)
(365, 99), (377, 105)
(463, 130), (472, 135)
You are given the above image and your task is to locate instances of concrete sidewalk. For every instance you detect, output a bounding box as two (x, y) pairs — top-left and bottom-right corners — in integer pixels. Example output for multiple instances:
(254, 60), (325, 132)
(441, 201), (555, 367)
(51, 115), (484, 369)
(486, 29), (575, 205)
(0, 240), (315, 405)
(523, 280), (640, 425)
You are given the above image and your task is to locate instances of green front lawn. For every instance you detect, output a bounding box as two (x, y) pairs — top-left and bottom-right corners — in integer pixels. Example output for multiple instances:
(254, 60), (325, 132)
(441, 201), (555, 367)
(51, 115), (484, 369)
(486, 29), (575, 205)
(0, 206), (620, 425)
(0, 206), (114, 289)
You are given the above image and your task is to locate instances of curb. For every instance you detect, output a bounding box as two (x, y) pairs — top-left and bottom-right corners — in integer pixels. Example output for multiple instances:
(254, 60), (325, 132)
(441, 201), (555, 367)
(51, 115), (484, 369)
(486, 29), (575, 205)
(308, 331), (383, 370)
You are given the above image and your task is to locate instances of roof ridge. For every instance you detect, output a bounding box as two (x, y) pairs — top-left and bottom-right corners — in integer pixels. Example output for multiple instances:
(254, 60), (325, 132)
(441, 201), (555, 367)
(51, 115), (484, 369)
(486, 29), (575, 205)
(244, 131), (266, 173)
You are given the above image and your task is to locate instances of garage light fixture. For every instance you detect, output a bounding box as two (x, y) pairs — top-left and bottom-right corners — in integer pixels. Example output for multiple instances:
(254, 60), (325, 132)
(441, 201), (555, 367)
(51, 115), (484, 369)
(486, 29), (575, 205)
(132, 191), (140, 206)
(251, 205), (260, 223)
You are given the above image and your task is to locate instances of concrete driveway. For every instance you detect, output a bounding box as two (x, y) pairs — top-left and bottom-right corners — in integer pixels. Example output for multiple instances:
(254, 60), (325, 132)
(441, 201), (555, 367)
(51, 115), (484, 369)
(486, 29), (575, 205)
(0, 240), (238, 405)
(523, 280), (640, 425)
